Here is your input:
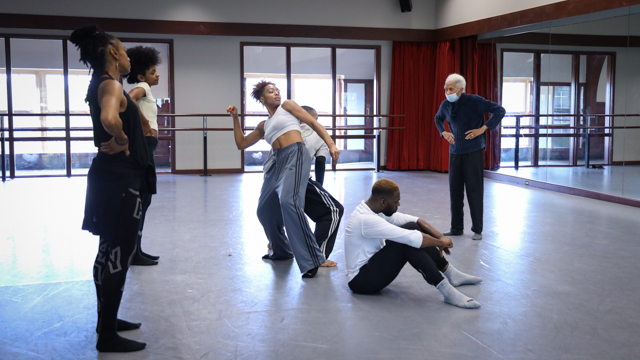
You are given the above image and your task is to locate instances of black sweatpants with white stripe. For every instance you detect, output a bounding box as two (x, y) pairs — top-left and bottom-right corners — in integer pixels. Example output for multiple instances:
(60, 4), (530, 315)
(304, 178), (344, 259)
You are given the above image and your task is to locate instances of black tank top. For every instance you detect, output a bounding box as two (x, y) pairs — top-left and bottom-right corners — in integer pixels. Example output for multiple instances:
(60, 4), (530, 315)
(87, 75), (149, 168)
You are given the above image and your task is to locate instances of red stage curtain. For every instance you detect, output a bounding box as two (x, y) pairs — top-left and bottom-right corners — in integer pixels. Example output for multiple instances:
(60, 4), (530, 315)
(387, 37), (500, 171)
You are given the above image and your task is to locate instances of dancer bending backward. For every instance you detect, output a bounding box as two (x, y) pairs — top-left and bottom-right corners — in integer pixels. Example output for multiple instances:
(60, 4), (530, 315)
(345, 179), (482, 309)
(70, 25), (156, 352)
(266, 106), (344, 267)
(227, 81), (339, 278)
(125, 46), (162, 266)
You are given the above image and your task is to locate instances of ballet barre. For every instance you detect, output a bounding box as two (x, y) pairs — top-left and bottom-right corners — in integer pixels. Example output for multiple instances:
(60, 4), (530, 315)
(156, 113), (405, 175)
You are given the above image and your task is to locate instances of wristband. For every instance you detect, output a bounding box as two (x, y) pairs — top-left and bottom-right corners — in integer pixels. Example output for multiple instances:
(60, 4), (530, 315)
(115, 137), (129, 146)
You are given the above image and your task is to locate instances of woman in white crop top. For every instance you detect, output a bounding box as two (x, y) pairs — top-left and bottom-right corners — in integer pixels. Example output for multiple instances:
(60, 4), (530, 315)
(125, 46), (162, 266)
(226, 81), (339, 278)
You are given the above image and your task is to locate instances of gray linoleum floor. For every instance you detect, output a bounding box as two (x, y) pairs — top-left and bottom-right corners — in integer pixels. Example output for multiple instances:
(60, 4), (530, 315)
(1, 171), (640, 360)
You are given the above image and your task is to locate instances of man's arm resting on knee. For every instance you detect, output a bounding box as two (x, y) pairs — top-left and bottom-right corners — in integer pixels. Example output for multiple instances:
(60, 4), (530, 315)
(417, 219), (452, 254)
(416, 218), (445, 240)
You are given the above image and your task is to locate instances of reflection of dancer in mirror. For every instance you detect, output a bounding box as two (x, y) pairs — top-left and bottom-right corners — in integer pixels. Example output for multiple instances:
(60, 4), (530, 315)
(345, 179), (482, 309)
(70, 24), (156, 352)
(227, 81), (339, 278)
(125, 46), (161, 266)
(267, 106), (343, 267)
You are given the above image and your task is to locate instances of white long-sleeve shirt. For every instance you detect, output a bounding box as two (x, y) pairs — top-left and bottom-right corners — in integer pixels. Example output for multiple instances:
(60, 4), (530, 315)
(344, 201), (423, 282)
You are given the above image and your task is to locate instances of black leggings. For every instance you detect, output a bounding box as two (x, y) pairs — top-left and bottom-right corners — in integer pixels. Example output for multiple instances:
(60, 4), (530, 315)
(348, 222), (448, 294)
(314, 156), (326, 185)
(93, 187), (142, 333)
(136, 136), (158, 250)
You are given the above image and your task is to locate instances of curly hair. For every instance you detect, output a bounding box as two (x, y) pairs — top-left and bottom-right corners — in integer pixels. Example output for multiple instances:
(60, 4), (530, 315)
(124, 46), (162, 84)
(69, 24), (119, 76)
(371, 179), (399, 199)
(250, 80), (276, 104)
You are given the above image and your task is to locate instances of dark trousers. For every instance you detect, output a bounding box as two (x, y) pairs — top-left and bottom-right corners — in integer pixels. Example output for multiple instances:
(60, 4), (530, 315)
(449, 149), (484, 234)
(304, 178), (343, 258)
(93, 188), (142, 333)
(137, 136), (158, 250)
(348, 222), (448, 294)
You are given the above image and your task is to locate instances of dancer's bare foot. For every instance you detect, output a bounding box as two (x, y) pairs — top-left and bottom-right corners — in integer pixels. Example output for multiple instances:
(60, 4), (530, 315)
(320, 260), (338, 267)
(267, 243), (272, 249)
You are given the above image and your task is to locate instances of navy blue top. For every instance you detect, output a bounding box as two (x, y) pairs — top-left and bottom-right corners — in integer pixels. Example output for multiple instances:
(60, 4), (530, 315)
(434, 93), (505, 154)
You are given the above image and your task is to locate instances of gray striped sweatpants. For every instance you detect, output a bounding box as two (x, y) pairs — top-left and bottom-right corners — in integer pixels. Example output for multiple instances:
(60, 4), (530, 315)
(257, 142), (326, 273)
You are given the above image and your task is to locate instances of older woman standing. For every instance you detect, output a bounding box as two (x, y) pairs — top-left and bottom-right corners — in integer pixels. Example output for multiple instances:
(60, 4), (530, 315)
(435, 73), (505, 241)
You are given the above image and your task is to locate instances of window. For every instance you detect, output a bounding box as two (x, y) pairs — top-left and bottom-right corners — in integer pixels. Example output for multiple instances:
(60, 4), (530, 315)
(500, 50), (614, 168)
(242, 43), (379, 172)
(0, 37), (174, 179)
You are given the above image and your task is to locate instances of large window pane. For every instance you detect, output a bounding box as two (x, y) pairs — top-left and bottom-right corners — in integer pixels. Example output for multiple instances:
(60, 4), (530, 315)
(291, 47), (332, 128)
(70, 140), (96, 175)
(14, 140), (66, 176)
(539, 53), (573, 166)
(10, 39), (64, 115)
(243, 46), (287, 170)
(336, 49), (375, 169)
(501, 52), (535, 167)
(1, 39), (7, 176)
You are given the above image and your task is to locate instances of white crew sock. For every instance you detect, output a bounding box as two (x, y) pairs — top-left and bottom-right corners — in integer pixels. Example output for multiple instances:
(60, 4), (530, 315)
(436, 278), (481, 309)
(444, 265), (483, 287)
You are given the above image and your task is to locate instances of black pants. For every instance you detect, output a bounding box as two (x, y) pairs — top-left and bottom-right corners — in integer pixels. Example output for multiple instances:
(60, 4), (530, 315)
(304, 178), (344, 258)
(449, 149), (484, 234)
(93, 187), (142, 333)
(348, 222), (448, 294)
(137, 136), (158, 250)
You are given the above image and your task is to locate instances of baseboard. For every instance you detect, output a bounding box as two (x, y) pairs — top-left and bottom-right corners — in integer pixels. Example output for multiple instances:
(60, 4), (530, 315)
(173, 168), (243, 175)
(611, 161), (640, 166)
(484, 170), (640, 208)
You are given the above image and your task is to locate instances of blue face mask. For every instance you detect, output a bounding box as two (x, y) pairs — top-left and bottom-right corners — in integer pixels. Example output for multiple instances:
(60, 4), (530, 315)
(446, 92), (459, 103)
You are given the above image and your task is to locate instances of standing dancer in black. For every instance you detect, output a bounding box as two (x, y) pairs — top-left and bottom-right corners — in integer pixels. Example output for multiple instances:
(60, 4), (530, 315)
(70, 25), (156, 352)
(125, 46), (162, 266)
(300, 106), (342, 267)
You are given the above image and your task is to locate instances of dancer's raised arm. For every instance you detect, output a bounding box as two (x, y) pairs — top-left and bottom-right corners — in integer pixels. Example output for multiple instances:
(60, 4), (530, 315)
(227, 105), (265, 150)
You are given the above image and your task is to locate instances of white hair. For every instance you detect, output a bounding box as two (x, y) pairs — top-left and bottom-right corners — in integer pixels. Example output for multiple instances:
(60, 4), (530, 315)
(445, 73), (466, 90)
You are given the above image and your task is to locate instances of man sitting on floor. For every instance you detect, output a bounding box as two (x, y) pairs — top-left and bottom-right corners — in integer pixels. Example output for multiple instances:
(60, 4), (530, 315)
(345, 179), (482, 309)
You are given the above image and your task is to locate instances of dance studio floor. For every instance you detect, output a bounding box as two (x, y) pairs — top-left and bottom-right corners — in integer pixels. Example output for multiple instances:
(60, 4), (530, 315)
(1, 171), (639, 359)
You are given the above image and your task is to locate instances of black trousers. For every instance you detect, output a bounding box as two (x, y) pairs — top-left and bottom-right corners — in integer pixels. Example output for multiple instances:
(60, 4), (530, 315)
(93, 187), (142, 333)
(304, 178), (344, 258)
(449, 149), (484, 234)
(137, 136), (158, 250)
(348, 222), (448, 294)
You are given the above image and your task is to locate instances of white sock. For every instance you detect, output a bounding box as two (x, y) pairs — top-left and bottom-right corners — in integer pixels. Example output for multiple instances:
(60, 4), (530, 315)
(444, 265), (483, 287)
(436, 279), (481, 309)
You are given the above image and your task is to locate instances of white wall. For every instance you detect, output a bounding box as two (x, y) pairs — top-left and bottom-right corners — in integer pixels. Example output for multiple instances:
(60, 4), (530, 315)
(0, 0), (436, 30)
(435, 0), (565, 28)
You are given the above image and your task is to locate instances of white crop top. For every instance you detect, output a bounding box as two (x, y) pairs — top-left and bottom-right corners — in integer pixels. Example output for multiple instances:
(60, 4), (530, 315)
(263, 105), (301, 145)
(134, 82), (158, 131)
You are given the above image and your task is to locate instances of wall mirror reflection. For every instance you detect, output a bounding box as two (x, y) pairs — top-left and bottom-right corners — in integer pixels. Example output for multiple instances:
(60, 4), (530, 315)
(481, 6), (640, 201)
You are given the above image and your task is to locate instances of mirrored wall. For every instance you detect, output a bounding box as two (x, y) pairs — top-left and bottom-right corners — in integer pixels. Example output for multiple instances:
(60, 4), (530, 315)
(482, 5), (640, 201)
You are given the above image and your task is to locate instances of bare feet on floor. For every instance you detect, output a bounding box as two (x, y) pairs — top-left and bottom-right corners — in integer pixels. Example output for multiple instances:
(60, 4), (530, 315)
(320, 260), (338, 267)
